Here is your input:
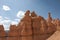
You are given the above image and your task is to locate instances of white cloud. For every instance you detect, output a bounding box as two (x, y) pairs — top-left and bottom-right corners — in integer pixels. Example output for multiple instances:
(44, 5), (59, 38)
(0, 16), (3, 21)
(0, 16), (2, 19)
(4, 17), (9, 19)
(0, 16), (11, 30)
(14, 19), (20, 22)
(0, 16), (21, 30)
(17, 11), (25, 18)
(0, 10), (25, 30)
(0, 11), (25, 30)
(3, 5), (11, 11)
(3, 24), (10, 30)
(1, 20), (11, 24)
(0, 19), (19, 30)
(11, 21), (18, 25)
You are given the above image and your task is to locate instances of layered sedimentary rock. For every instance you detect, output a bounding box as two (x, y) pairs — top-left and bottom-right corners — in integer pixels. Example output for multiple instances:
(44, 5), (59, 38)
(47, 31), (60, 40)
(0, 10), (59, 40)
(16, 10), (57, 40)
(7, 25), (18, 40)
(47, 12), (52, 23)
(54, 19), (60, 30)
(0, 25), (6, 40)
(47, 13), (56, 34)
(17, 10), (33, 40)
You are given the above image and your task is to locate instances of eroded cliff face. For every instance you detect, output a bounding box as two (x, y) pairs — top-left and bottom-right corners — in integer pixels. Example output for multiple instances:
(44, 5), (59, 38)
(0, 25), (6, 40)
(0, 10), (59, 40)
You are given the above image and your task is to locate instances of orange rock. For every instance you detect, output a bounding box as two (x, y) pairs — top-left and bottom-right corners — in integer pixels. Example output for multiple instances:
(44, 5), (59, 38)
(53, 18), (60, 30)
(0, 10), (58, 40)
(18, 12), (32, 36)
(0, 31), (6, 37)
(20, 16), (32, 36)
(0, 25), (6, 37)
(46, 12), (56, 34)
(31, 11), (37, 17)
(7, 37), (18, 40)
(21, 36), (32, 40)
(40, 19), (48, 34)
(47, 22), (56, 34)
(25, 10), (30, 16)
(8, 31), (18, 37)
(18, 10), (33, 40)
(9, 25), (17, 31)
(32, 17), (41, 35)
(34, 35), (47, 40)
(20, 23), (32, 36)
(0, 37), (6, 40)
(0, 25), (4, 31)
(47, 12), (52, 23)
(8, 25), (18, 36)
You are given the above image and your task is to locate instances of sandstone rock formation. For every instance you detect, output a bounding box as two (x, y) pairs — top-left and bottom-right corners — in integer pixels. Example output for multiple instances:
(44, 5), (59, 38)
(0, 10), (59, 40)
(7, 25), (18, 40)
(47, 31), (60, 40)
(0, 25), (6, 40)
(47, 12), (52, 23)
(47, 13), (56, 34)
(54, 18), (60, 30)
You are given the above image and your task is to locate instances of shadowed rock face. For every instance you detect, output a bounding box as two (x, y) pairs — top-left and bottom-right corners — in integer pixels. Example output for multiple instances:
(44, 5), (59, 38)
(0, 25), (4, 31)
(0, 25), (6, 40)
(47, 31), (60, 40)
(31, 11), (37, 17)
(0, 10), (58, 40)
(9, 25), (17, 31)
(47, 12), (52, 23)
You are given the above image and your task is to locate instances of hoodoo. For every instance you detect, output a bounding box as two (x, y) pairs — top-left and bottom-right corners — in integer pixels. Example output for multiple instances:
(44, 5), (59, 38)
(0, 10), (58, 40)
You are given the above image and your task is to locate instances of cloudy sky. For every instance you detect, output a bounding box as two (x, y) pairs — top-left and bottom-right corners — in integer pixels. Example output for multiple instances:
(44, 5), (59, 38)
(0, 0), (60, 30)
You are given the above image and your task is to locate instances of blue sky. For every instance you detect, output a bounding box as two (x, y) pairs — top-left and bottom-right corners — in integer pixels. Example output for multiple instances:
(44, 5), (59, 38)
(0, 0), (60, 30)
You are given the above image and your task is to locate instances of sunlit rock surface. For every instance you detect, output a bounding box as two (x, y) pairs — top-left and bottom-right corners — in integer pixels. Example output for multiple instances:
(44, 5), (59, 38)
(0, 10), (59, 40)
